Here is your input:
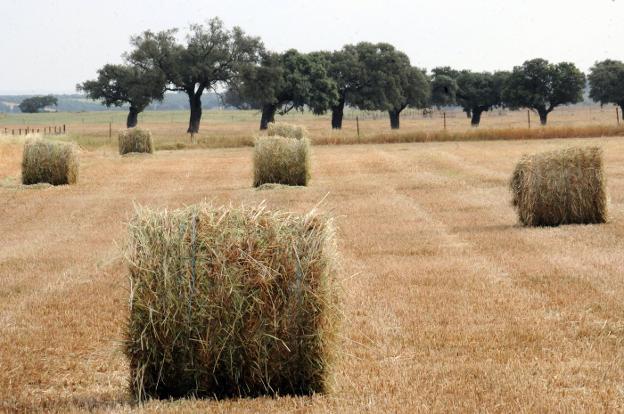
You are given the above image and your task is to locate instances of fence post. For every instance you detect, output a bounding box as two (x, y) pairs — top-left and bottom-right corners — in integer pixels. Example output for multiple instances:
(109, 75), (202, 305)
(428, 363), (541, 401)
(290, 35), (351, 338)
(63, 124), (66, 134)
(617, 107), (620, 126)
(527, 110), (531, 129)
(356, 116), (360, 139)
(443, 112), (447, 130)
(109, 122), (112, 141)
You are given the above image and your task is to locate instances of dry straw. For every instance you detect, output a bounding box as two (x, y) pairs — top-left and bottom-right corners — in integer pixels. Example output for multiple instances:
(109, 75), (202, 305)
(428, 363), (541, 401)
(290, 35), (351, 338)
(253, 136), (311, 187)
(124, 202), (340, 401)
(119, 128), (154, 155)
(510, 146), (607, 226)
(21, 138), (79, 185)
(267, 122), (308, 140)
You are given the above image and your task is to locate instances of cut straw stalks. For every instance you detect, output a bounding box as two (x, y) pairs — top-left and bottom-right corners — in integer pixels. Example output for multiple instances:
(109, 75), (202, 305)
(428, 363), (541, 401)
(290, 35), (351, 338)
(21, 138), (79, 185)
(267, 122), (308, 140)
(510, 146), (607, 226)
(124, 202), (340, 400)
(119, 128), (154, 155)
(253, 136), (311, 187)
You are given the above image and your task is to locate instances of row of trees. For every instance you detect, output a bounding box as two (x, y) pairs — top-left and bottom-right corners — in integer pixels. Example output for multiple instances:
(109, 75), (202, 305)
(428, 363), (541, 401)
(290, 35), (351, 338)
(78, 18), (624, 131)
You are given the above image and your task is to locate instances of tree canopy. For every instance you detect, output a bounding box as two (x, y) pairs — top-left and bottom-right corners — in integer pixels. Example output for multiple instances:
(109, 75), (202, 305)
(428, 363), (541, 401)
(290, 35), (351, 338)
(502, 58), (586, 125)
(74, 17), (617, 133)
(433, 69), (510, 126)
(588, 59), (624, 113)
(19, 95), (58, 113)
(77, 64), (166, 127)
(226, 49), (338, 130)
(127, 18), (264, 133)
(341, 43), (430, 129)
(430, 67), (460, 109)
(310, 46), (367, 129)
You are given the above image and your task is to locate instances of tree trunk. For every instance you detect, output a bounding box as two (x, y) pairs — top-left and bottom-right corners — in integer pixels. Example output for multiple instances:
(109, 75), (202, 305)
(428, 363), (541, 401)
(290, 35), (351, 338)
(260, 104), (277, 130)
(389, 109), (401, 129)
(187, 91), (203, 133)
(470, 108), (483, 127)
(331, 98), (345, 129)
(465, 109), (472, 119)
(126, 106), (139, 128)
(537, 108), (548, 125)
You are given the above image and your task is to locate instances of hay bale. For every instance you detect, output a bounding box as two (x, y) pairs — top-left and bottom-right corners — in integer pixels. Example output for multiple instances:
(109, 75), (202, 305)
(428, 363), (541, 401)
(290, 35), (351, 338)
(119, 128), (154, 155)
(21, 138), (79, 185)
(124, 202), (340, 400)
(267, 122), (308, 140)
(510, 146), (607, 226)
(253, 136), (310, 187)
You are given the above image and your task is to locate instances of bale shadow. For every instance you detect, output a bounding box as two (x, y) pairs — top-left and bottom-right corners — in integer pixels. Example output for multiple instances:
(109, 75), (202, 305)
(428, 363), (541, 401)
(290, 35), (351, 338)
(451, 223), (521, 234)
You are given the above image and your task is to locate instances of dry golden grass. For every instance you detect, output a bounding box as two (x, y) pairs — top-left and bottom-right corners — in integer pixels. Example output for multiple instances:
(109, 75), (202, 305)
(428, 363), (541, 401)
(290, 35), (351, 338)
(510, 146), (607, 226)
(21, 138), (79, 185)
(125, 202), (339, 400)
(118, 129), (154, 155)
(253, 136), (311, 187)
(267, 122), (308, 139)
(1, 135), (624, 412)
(2, 105), (622, 150)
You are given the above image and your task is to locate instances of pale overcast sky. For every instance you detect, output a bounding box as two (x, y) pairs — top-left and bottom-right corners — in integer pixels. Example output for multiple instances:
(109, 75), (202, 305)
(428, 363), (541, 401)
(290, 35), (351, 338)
(1, 0), (622, 94)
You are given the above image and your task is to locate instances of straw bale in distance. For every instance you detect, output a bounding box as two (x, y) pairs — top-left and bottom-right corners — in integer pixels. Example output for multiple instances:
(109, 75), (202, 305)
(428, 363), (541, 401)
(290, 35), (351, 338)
(267, 122), (308, 140)
(21, 138), (79, 185)
(510, 146), (607, 226)
(119, 128), (154, 155)
(254, 136), (310, 187)
(124, 202), (340, 400)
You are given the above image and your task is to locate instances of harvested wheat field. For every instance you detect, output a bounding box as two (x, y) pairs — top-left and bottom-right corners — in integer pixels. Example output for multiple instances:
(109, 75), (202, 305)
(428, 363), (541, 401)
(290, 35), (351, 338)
(1, 136), (624, 413)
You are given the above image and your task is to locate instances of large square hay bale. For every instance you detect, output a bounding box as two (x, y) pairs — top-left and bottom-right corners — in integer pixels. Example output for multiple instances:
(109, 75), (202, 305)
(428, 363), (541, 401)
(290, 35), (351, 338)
(124, 202), (340, 400)
(21, 138), (79, 185)
(253, 136), (310, 187)
(510, 146), (607, 226)
(267, 122), (308, 140)
(119, 128), (154, 155)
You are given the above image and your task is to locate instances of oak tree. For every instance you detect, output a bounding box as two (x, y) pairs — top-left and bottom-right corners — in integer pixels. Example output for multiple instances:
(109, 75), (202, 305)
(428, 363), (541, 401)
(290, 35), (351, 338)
(588, 59), (624, 115)
(128, 18), (264, 133)
(77, 64), (165, 127)
(502, 58), (585, 125)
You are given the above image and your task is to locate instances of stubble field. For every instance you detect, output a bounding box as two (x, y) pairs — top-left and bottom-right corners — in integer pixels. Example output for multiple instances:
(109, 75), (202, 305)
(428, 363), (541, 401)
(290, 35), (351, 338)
(1, 133), (624, 412)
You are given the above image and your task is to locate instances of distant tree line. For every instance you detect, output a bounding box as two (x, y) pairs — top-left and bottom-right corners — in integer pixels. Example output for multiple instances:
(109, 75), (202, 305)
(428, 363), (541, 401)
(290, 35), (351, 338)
(2, 92), (225, 114)
(76, 17), (624, 130)
(18, 95), (58, 113)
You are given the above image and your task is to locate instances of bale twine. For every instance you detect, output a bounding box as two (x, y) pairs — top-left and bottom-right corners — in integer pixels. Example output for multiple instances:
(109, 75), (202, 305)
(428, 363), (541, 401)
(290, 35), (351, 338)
(124, 202), (340, 400)
(119, 128), (154, 155)
(253, 136), (310, 187)
(510, 146), (607, 226)
(267, 122), (308, 140)
(21, 138), (79, 185)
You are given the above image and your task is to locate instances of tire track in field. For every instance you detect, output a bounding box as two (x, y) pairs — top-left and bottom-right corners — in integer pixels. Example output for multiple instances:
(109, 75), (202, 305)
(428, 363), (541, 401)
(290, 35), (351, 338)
(374, 144), (624, 410)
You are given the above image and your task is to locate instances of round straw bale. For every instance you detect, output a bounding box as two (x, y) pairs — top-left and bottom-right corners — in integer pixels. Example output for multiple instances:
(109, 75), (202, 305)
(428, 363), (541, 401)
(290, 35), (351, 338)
(267, 122), (308, 140)
(21, 138), (79, 185)
(119, 128), (154, 155)
(510, 146), (607, 226)
(253, 136), (310, 187)
(124, 202), (340, 400)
